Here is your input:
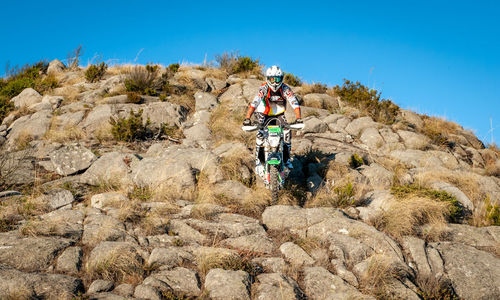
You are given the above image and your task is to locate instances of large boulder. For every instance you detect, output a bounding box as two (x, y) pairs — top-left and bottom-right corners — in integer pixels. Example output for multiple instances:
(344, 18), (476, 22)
(22, 209), (84, 240)
(397, 130), (430, 150)
(45, 144), (97, 176)
(254, 273), (304, 300)
(47, 59), (66, 74)
(194, 91), (218, 111)
(434, 242), (500, 299)
(303, 266), (374, 299)
(204, 269), (251, 300)
(149, 267), (201, 297)
(303, 117), (328, 133)
(345, 117), (377, 137)
(86, 242), (144, 279)
(0, 267), (83, 299)
(7, 110), (52, 146)
(0, 232), (71, 272)
(10, 88), (42, 109)
(81, 214), (127, 246)
(222, 233), (275, 254)
(359, 164), (394, 190)
(80, 152), (139, 187)
(429, 181), (474, 211)
(280, 242), (315, 267)
(36, 188), (75, 210)
(360, 127), (384, 149)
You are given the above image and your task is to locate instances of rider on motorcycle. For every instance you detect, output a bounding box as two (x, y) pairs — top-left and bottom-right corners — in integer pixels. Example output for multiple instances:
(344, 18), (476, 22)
(243, 65), (302, 169)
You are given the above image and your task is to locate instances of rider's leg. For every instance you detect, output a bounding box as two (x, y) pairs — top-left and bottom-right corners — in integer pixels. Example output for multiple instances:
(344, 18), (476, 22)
(279, 114), (293, 168)
(255, 113), (267, 165)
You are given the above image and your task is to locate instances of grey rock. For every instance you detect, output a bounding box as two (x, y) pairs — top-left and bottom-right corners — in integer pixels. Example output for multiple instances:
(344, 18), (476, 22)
(142, 102), (187, 128)
(429, 181), (474, 211)
(254, 273), (303, 300)
(194, 91), (218, 111)
(100, 94), (129, 104)
(446, 224), (500, 253)
(26, 209), (84, 240)
(401, 109), (424, 129)
(204, 268), (251, 300)
(360, 127), (384, 149)
(302, 93), (339, 110)
(186, 214), (265, 238)
(7, 110), (52, 146)
(10, 88), (42, 109)
(0, 190), (22, 198)
(91, 192), (128, 209)
(402, 236), (431, 277)
(147, 247), (193, 268)
(133, 284), (162, 300)
(47, 143), (96, 176)
(41, 95), (64, 109)
(80, 152), (138, 187)
(47, 59), (66, 74)
(56, 110), (86, 128)
(80, 104), (112, 133)
(331, 259), (359, 287)
(214, 180), (251, 200)
(434, 242), (500, 300)
(0, 266), (83, 299)
(303, 117), (328, 133)
(280, 242), (315, 267)
(222, 233), (275, 254)
(0, 232), (71, 272)
(206, 77), (227, 91)
(88, 279), (114, 294)
(345, 117), (377, 137)
(359, 163), (394, 189)
(326, 233), (373, 264)
(56, 246), (82, 274)
(113, 283), (135, 297)
(262, 205), (337, 236)
(151, 267), (200, 297)
(397, 130), (430, 150)
(82, 214), (127, 246)
(303, 266), (373, 299)
(168, 219), (207, 244)
(252, 257), (286, 273)
(38, 188), (74, 210)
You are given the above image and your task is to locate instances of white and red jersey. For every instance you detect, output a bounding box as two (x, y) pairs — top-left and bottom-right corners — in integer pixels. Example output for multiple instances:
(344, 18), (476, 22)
(250, 83), (300, 116)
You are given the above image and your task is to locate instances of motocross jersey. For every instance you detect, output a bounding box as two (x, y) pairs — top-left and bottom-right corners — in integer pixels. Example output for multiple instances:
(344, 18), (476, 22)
(250, 83), (300, 116)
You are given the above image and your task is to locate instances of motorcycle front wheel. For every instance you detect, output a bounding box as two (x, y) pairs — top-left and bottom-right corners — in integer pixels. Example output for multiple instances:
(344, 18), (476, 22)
(270, 165), (280, 205)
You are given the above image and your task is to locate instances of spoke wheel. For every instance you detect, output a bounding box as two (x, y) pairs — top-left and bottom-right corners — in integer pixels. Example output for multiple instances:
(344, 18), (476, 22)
(270, 165), (280, 205)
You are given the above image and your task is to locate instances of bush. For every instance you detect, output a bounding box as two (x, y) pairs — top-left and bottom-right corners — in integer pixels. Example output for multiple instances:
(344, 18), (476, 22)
(168, 63), (180, 73)
(349, 153), (365, 169)
(85, 62), (108, 83)
(215, 51), (239, 72)
(233, 56), (260, 73)
(124, 64), (161, 95)
(284, 72), (302, 86)
(333, 79), (400, 124)
(0, 96), (14, 123)
(109, 109), (152, 142)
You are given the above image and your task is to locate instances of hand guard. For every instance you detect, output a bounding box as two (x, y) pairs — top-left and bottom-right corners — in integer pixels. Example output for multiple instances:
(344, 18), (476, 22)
(295, 118), (303, 124)
(243, 118), (251, 126)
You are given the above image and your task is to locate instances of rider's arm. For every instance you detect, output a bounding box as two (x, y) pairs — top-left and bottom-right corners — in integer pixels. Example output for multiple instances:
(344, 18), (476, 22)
(246, 85), (266, 119)
(282, 85), (302, 120)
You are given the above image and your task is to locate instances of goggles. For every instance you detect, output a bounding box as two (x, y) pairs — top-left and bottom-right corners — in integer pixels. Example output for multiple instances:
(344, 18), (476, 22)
(267, 76), (282, 83)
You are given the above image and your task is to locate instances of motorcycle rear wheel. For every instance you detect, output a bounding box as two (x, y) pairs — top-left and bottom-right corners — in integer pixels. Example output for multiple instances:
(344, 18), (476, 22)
(270, 165), (280, 205)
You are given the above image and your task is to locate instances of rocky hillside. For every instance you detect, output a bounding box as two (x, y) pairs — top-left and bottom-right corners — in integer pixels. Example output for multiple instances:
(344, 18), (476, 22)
(0, 59), (499, 299)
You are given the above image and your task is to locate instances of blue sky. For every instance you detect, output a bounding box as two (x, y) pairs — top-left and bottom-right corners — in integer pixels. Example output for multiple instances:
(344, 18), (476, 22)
(1, 0), (499, 144)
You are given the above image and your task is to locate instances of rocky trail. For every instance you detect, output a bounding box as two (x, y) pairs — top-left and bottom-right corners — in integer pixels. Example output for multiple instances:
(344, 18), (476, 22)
(0, 60), (499, 299)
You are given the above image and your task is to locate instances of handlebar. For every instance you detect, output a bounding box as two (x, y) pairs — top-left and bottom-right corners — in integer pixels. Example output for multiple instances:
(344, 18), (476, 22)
(242, 122), (304, 132)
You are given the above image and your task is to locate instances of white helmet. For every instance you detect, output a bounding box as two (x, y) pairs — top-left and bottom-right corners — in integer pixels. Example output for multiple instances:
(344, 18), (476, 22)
(266, 65), (284, 92)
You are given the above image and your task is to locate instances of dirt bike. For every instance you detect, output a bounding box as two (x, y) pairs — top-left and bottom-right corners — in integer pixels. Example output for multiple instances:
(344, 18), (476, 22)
(242, 117), (304, 204)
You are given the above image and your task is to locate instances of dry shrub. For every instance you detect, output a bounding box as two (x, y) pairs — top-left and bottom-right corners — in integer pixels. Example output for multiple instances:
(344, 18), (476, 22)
(202, 67), (228, 80)
(416, 274), (458, 300)
(359, 254), (407, 298)
(419, 116), (462, 146)
(299, 82), (328, 95)
(107, 64), (136, 75)
(219, 152), (253, 185)
(94, 122), (114, 143)
(86, 248), (144, 284)
(483, 145), (500, 177)
(373, 196), (450, 240)
(13, 130), (34, 150)
(169, 93), (196, 112)
(209, 105), (253, 146)
(472, 196), (500, 227)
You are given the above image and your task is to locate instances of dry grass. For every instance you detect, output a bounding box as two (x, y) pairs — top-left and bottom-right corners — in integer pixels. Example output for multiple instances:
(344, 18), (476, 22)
(169, 93), (196, 112)
(13, 130), (34, 150)
(202, 67), (228, 80)
(44, 116), (85, 143)
(219, 151), (253, 185)
(107, 64), (137, 76)
(85, 248), (144, 284)
(482, 146), (500, 177)
(472, 196), (500, 227)
(373, 196), (450, 241)
(196, 250), (256, 277)
(209, 105), (253, 147)
(416, 274), (458, 300)
(9, 105), (35, 120)
(48, 85), (81, 103)
(94, 122), (114, 143)
(419, 116), (462, 146)
(298, 82), (328, 95)
(359, 254), (406, 298)
(0, 195), (49, 232)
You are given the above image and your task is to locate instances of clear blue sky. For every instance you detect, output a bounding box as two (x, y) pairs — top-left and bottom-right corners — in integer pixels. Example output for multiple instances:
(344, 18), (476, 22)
(1, 0), (499, 144)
